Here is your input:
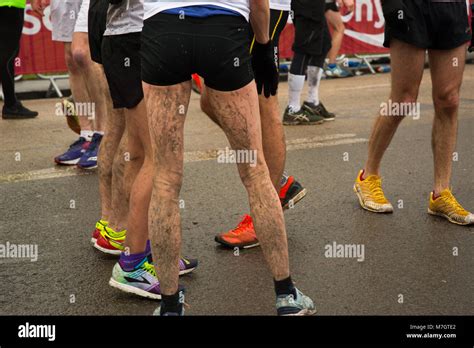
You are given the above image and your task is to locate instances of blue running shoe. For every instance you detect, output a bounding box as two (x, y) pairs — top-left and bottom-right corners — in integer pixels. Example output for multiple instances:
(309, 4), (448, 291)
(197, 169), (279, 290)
(153, 289), (186, 316)
(77, 133), (102, 169)
(325, 64), (352, 78)
(54, 137), (90, 165)
(276, 288), (317, 316)
(109, 255), (162, 300)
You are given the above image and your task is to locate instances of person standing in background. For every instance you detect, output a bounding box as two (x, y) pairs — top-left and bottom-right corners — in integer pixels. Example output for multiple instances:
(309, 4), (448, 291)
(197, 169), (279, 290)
(0, 0), (39, 119)
(325, 0), (352, 78)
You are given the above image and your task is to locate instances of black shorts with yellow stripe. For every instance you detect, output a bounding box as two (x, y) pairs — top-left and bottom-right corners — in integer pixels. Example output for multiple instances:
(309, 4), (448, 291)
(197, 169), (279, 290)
(249, 9), (290, 68)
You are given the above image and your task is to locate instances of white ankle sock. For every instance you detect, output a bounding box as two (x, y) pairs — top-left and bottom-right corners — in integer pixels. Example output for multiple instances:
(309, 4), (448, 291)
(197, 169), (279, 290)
(80, 130), (94, 141)
(306, 66), (323, 105)
(288, 73), (306, 112)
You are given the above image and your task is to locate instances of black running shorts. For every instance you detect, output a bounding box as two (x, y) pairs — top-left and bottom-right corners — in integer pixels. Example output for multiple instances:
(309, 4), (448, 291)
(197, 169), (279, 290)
(384, 0), (472, 50)
(88, 0), (108, 64)
(141, 14), (254, 92)
(101, 32), (144, 109)
(249, 9), (290, 69)
(292, 0), (332, 57)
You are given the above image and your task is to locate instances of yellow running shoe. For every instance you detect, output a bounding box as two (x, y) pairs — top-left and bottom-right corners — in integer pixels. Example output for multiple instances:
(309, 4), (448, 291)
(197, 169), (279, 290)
(91, 219), (108, 244)
(94, 226), (126, 255)
(428, 189), (474, 226)
(353, 170), (393, 213)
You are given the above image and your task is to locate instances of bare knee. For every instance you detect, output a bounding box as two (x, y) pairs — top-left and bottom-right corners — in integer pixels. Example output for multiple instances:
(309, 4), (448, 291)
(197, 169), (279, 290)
(65, 49), (80, 74)
(433, 90), (460, 117)
(385, 92), (419, 121)
(127, 145), (145, 165)
(72, 46), (91, 69)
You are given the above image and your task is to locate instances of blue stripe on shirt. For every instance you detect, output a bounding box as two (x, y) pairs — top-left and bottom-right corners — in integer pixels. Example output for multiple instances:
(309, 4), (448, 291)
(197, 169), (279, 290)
(162, 5), (241, 18)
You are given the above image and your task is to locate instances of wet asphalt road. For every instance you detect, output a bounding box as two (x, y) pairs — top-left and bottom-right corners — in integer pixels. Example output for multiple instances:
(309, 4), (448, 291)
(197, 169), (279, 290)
(0, 66), (473, 315)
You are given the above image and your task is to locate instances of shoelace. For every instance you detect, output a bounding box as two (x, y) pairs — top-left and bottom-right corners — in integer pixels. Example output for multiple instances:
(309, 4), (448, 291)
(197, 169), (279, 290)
(232, 216), (252, 232)
(142, 261), (157, 277)
(367, 178), (388, 203)
(438, 193), (466, 215)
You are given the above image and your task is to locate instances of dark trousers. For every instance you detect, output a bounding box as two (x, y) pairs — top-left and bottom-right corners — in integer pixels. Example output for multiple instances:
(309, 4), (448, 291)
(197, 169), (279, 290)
(0, 6), (25, 107)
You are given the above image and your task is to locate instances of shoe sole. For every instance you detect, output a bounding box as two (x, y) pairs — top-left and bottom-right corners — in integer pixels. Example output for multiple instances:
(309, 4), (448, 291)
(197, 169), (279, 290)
(427, 209), (473, 226)
(77, 164), (98, 170)
(2, 115), (38, 119)
(93, 241), (122, 256)
(280, 308), (317, 316)
(353, 185), (393, 214)
(179, 267), (197, 276)
(91, 237), (97, 244)
(323, 117), (336, 122)
(282, 188), (307, 210)
(109, 278), (162, 300)
(55, 158), (80, 165)
(283, 120), (324, 126)
(214, 236), (260, 249)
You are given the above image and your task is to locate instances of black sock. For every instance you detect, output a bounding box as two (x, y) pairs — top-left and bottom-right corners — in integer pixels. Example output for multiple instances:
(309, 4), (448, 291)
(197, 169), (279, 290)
(161, 291), (181, 315)
(274, 276), (297, 297)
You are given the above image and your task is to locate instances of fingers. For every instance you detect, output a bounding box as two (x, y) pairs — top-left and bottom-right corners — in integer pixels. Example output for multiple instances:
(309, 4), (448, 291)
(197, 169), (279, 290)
(256, 79), (263, 96)
(271, 73), (279, 96)
(264, 80), (271, 98)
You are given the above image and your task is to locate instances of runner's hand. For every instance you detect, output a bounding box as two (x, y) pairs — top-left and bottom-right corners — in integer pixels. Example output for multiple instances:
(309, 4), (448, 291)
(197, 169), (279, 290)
(382, 0), (410, 34)
(342, 0), (354, 13)
(252, 40), (279, 98)
(31, 0), (47, 16)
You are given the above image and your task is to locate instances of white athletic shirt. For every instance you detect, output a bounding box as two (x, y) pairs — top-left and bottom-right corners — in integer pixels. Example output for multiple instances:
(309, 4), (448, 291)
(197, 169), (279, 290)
(144, 0), (250, 21)
(104, 0), (144, 36)
(270, 0), (291, 11)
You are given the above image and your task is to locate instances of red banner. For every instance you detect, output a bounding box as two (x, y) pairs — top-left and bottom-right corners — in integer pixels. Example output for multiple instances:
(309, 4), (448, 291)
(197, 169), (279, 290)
(17, 0), (471, 73)
(18, 4), (66, 75)
(280, 0), (389, 59)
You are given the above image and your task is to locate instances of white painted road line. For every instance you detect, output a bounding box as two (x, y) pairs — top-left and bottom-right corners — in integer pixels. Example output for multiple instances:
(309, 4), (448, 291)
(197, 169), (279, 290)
(1, 134), (368, 184)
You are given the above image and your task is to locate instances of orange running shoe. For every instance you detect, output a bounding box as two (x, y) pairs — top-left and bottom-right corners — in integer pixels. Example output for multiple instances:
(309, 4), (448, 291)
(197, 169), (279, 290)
(214, 215), (259, 249)
(215, 176), (307, 249)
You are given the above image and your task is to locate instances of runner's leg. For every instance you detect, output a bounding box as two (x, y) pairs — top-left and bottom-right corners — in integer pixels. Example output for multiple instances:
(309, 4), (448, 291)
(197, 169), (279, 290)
(206, 82), (290, 280)
(147, 81), (192, 295)
(65, 41), (94, 133)
(325, 8), (344, 65)
(364, 39), (425, 177)
(428, 45), (466, 194)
